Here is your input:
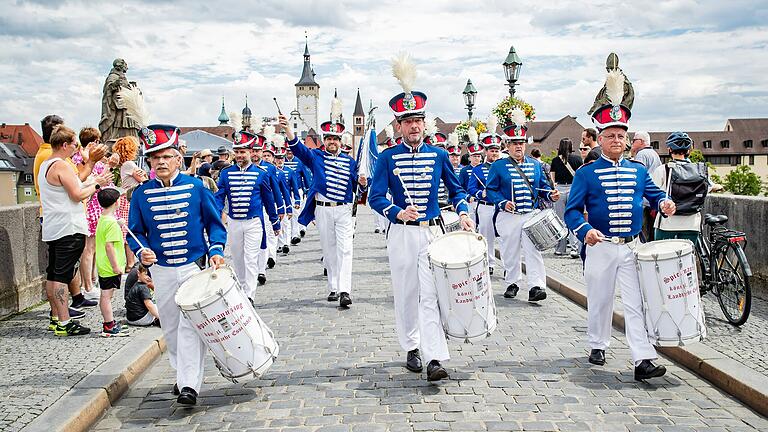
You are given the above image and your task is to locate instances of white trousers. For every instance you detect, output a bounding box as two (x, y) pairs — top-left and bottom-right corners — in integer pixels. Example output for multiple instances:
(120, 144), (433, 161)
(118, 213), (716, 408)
(496, 212), (546, 289)
(291, 194), (306, 237)
(228, 217), (263, 299)
(152, 262), (207, 392)
(266, 216), (278, 260)
(315, 204), (354, 294)
(278, 216), (292, 248)
(476, 203), (496, 268)
(375, 213), (389, 232)
(468, 200), (477, 225)
(386, 223), (449, 365)
(584, 241), (657, 364)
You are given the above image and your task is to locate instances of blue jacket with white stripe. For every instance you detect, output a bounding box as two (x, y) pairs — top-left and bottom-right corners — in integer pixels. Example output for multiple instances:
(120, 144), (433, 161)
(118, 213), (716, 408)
(214, 163), (279, 231)
(485, 156), (553, 214)
(128, 171), (227, 267)
(369, 142), (469, 223)
(468, 162), (493, 202)
(255, 160), (286, 216)
(283, 155), (312, 192)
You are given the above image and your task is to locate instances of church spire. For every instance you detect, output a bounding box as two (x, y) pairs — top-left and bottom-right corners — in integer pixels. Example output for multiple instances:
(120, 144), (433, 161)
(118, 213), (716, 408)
(296, 32), (318, 87)
(218, 97), (229, 125)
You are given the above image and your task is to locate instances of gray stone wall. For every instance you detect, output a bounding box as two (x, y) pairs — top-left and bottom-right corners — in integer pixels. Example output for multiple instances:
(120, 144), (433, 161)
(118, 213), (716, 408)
(0, 204), (46, 319)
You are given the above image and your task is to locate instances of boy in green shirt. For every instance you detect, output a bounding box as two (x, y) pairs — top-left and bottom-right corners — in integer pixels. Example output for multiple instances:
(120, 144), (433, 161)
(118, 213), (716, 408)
(95, 187), (127, 337)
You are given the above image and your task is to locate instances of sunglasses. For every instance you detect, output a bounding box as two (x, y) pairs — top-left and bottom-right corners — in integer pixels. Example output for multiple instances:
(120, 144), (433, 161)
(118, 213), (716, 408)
(579, 147), (589, 151)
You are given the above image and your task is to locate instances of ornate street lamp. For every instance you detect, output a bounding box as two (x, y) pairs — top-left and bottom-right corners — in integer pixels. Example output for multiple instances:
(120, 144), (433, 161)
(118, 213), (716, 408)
(462, 79), (477, 120)
(502, 45), (522, 97)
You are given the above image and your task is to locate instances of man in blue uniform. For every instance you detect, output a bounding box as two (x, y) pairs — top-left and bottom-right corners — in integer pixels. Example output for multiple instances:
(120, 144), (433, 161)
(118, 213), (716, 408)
(565, 100), (676, 381)
(459, 139), (483, 223)
(278, 100), (366, 308)
(369, 56), (473, 382)
(129, 124), (227, 405)
(485, 113), (560, 301)
(254, 134), (286, 274)
(284, 147), (311, 244)
(215, 131), (280, 304)
(274, 144), (301, 254)
(468, 130), (503, 275)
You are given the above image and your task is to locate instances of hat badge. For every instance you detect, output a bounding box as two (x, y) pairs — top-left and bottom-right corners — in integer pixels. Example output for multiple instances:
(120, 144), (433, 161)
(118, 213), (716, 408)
(610, 105), (622, 121)
(142, 127), (156, 145)
(234, 132), (242, 142)
(403, 92), (416, 110)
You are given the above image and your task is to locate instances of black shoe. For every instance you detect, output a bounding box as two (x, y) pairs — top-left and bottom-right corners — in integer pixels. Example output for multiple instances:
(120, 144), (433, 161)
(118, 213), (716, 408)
(327, 291), (339, 301)
(339, 292), (352, 307)
(426, 360), (448, 382)
(177, 387), (197, 405)
(68, 307), (86, 319)
(489, 267), (494, 276)
(504, 284), (519, 298)
(291, 237), (301, 245)
(323, 268), (327, 276)
(374, 229), (380, 234)
(406, 349), (422, 372)
(257, 273), (266, 285)
(528, 286), (547, 302)
(172, 383), (180, 396)
(70, 296), (97, 310)
(634, 360), (666, 381)
(282, 246), (290, 254)
(300, 229), (306, 238)
(248, 298), (255, 308)
(588, 349), (606, 366)
(267, 258), (275, 269)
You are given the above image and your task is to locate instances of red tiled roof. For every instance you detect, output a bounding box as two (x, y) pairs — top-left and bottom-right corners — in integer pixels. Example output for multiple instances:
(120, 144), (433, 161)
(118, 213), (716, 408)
(0, 123), (43, 156)
(179, 126), (235, 139)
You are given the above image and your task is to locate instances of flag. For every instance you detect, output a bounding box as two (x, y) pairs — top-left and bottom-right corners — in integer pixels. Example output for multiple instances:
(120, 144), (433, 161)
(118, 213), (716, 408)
(357, 126), (378, 180)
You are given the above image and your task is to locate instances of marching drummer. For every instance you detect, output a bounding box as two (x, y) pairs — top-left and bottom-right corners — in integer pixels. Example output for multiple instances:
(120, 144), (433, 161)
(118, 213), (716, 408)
(564, 97), (676, 381)
(458, 134), (483, 222)
(485, 110), (559, 301)
(214, 131), (280, 306)
(252, 128), (286, 277)
(369, 53), (473, 382)
(468, 115), (503, 276)
(128, 124), (227, 405)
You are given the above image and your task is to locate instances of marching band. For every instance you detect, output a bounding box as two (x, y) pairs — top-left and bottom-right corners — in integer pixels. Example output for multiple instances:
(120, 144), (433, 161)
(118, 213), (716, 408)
(124, 51), (689, 405)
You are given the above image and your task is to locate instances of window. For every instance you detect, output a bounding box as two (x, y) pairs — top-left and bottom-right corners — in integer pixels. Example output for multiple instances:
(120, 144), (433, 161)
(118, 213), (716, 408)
(706, 155), (732, 165)
(356, 118), (362, 125)
(25, 173), (32, 183)
(761, 139), (768, 148)
(703, 140), (712, 149)
(294, 123), (298, 130)
(24, 188), (32, 196)
(749, 155), (755, 165)
(11, 173), (16, 182)
(651, 141), (659, 149)
(720, 140), (730, 148)
(744, 140), (753, 148)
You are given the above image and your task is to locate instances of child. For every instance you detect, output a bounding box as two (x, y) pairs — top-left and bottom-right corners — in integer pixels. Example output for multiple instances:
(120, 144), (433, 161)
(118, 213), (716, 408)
(125, 264), (160, 327)
(95, 187), (127, 337)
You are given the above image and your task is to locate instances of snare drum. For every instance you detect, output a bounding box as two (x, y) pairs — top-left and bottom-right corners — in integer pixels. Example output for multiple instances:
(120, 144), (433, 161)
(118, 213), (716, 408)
(634, 240), (706, 346)
(428, 231), (497, 342)
(175, 266), (279, 381)
(440, 210), (461, 233)
(522, 208), (568, 251)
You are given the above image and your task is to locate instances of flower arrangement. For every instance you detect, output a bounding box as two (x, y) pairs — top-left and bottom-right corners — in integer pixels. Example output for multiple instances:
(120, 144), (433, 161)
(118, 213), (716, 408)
(454, 119), (487, 138)
(493, 96), (536, 128)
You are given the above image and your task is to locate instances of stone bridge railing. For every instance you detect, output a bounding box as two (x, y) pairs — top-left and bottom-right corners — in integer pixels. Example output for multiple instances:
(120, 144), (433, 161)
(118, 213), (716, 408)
(0, 195), (766, 319)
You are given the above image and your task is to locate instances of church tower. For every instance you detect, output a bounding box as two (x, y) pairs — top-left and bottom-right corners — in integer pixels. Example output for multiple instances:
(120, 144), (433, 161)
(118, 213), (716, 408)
(241, 94), (252, 131)
(352, 88), (365, 148)
(293, 35), (320, 138)
(217, 97), (229, 126)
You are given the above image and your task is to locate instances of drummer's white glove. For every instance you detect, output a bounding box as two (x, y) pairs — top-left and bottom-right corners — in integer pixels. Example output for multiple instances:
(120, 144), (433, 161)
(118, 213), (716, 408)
(209, 255), (225, 269)
(584, 229), (606, 246)
(459, 214), (474, 231)
(140, 249), (157, 266)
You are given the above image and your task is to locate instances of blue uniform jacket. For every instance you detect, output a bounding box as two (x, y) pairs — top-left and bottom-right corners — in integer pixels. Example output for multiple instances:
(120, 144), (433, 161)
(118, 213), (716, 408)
(128, 171), (227, 267)
(468, 162), (493, 203)
(255, 160), (286, 216)
(214, 163), (279, 231)
(369, 142), (469, 223)
(486, 156), (552, 214)
(274, 167), (295, 215)
(564, 156), (669, 241)
(284, 155), (312, 193)
(280, 165), (302, 207)
(287, 136), (362, 226)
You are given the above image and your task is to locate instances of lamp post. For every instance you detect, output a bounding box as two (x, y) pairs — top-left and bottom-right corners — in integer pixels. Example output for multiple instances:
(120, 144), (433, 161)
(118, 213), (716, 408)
(502, 45), (522, 97)
(462, 79), (477, 120)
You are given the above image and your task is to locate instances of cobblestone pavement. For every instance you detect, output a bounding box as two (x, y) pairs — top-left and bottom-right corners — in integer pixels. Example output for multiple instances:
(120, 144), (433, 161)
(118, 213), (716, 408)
(0, 280), (158, 432)
(93, 207), (767, 431)
(542, 251), (768, 377)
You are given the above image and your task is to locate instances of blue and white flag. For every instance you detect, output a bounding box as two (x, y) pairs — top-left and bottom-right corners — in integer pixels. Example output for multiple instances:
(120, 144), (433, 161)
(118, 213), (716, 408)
(356, 126), (378, 180)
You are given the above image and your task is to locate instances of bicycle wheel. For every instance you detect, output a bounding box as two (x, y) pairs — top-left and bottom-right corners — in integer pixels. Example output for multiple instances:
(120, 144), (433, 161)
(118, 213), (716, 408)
(714, 242), (752, 326)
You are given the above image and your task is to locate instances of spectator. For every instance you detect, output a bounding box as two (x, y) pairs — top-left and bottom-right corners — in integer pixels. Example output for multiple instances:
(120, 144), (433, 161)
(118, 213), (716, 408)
(196, 149), (214, 177)
(186, 151), (219, 192)
(212, 146), (231, 171)
(582, 127), (600, 163)
(95, 187), (128, 337)
(39, 125), (111, 336)
(631, 131), (662, 242)
(177, 139), (188, 171)
(578, 143), (590, 161)
(125, 264), (160, 327)
(530, 148), (553, 210)
(549, 138), (583, 258)
(113, 136), (147, 272)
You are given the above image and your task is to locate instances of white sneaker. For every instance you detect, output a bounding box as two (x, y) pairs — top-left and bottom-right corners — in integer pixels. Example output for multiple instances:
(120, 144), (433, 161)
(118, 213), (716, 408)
(84, 288), (101, 300)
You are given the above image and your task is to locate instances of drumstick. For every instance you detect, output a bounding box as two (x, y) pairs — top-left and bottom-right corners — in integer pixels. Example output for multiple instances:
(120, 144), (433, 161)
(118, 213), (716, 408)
(472, 172), (485, 187)
(273, 98), (282, 115)
(392, 168), (415, 206)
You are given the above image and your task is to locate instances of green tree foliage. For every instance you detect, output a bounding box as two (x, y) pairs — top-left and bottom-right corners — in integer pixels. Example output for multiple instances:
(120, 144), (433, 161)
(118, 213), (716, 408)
(689, 149), (705, 163)
(722, 165), (761, 196)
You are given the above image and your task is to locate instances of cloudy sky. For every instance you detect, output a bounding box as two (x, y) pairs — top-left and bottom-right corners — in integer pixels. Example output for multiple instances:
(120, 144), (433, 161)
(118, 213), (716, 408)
(2, 0), (767, 136)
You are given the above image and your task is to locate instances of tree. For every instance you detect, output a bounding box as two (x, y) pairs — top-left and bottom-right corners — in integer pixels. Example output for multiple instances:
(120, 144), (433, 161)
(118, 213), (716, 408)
(722, 165), (761, 196)
(689, 149), (705, 163)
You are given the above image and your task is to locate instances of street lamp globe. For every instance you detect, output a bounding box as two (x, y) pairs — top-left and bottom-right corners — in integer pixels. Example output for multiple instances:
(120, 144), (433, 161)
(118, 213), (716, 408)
(502, 45), (523, 96)
(462, 79), (477, 119)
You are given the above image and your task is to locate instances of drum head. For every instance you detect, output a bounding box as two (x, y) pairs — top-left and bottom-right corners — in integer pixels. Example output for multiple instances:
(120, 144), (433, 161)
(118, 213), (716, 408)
(521, 209), (547, 228)
(428, 231), (486, 266)
(635, 239), (694, 261)
(441, 210), (460, 224)
(176, 266), (235, 308)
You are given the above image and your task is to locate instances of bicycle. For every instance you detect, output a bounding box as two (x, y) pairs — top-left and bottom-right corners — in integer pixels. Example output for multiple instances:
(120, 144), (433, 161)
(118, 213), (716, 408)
(695, 213), (752, 326)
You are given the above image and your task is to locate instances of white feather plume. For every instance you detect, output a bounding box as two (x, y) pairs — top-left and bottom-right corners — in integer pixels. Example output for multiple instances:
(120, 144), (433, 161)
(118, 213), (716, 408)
(509, 108), (527, 127)
(384, 123), (394, 139)
(118, 86), (150, 127)
(331, 97), (343, 123)
(251, 115), (263, 133)
(487, 113), (498, 135)
(447, 132), (459, 147)
(606, 69), (625, 106)
(273, 133), (286, 148)
(342, 134), (352, 147)
(262, 125), (275, 143)
(391, 52), (417, 93)
(468, 125), (478, 144)
(425, 117), (437, 136)
(229, 112), (241, 132)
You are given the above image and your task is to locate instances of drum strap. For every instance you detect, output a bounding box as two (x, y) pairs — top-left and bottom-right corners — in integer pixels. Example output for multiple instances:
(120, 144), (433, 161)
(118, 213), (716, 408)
(508, 157), (537, 206)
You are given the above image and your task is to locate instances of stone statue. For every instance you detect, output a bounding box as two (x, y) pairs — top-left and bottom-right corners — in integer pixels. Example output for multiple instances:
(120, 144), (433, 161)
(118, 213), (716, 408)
(99, 58), (141, 142)
(588, 53), (635, 115)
